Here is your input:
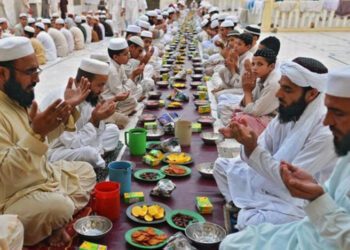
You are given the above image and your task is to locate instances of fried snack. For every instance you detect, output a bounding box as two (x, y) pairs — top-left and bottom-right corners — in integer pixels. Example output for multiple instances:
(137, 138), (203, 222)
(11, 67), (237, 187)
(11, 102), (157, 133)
(164, 165), (187, 175)
(131, 227), (168, 246)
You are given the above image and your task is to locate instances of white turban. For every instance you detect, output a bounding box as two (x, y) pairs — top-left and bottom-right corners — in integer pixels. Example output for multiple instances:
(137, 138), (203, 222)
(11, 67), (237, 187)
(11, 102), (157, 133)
(280, 61), (327, 92)
(326, 66), (350, 98)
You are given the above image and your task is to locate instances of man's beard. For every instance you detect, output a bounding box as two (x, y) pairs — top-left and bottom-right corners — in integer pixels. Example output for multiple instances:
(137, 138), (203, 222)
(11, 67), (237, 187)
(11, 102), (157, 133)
(278, 92), (308, 123)
(85, 92), (99, 106)
(333, 131), (350, 157)
(4, 69), (35, 108)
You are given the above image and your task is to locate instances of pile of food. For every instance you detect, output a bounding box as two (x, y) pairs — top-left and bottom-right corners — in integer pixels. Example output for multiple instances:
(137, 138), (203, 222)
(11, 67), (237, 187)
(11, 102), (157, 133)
(165, 153), (191, 164)
(172, 213), (195, 228)
(140, 172), (159, 180)
(131, 227), (167, 246)
(131, 204), (165, 222)
(163, 165), (187, 175)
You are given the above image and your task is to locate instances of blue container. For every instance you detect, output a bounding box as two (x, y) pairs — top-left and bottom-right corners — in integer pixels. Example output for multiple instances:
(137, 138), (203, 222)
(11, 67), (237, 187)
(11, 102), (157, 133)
(108, 161), (133, 195)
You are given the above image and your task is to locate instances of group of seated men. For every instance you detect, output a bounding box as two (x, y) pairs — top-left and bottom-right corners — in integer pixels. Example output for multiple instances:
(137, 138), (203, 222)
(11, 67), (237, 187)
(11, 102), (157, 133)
(0, 1), (350, 249)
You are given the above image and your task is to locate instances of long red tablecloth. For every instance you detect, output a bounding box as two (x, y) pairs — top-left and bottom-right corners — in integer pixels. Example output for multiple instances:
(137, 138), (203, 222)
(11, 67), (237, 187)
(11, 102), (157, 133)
(98, 75), (225, 249)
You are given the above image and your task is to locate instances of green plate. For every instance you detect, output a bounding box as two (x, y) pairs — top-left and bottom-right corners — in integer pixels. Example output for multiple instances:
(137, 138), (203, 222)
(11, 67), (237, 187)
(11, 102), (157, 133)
(134, 169), (166, 182)
(126, 201), (172, 225)
(166, 209), (206, 231)
(125, 227), (168, 249)
(160, 165), (192, 177)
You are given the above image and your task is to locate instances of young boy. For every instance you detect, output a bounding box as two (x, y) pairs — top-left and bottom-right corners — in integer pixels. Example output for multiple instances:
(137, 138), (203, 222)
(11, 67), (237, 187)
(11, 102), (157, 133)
(218, 48), (280, 132)
(212, 33), (254, 98)
(231, 48), (280, 132)
(102, 38), (143, 128)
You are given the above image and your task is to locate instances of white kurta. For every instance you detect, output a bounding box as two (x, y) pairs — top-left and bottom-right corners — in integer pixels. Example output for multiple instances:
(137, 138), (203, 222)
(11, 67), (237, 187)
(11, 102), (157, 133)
(81, 23), (92, 44)
(214, 95), (337, 229)
(121, 0), (140, 25)
(220, 152), (350, 250)
(48, 101), (119, 169)
(61, 28), (74, 53)
(124, 58), (146, 98)
(102, 60), (138, 115)
(98, 23), (105, 40)
(36, 31), (57, 61)
(70, 26), (85, 50)
(48, 27), (69, 57)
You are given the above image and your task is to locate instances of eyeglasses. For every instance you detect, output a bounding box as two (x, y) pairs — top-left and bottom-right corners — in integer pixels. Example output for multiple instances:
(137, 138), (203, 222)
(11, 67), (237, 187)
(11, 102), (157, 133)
(13, 67), (42, 77)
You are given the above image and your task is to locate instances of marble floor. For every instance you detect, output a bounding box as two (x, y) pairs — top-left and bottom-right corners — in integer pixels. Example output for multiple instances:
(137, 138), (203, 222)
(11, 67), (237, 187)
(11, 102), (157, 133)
(34, 31), (350, 157)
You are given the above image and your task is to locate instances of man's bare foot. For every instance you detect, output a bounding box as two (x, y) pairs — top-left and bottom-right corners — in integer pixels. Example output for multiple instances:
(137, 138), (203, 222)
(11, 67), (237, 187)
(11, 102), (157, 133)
(48, 228), (71, 247)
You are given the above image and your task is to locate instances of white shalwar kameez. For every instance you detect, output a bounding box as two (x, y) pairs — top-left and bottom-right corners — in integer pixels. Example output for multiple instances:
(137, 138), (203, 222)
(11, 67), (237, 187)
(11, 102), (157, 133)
(214, 94), (337, 229)
(102, 60), (139, 115)
(220, 152), (350, 250)
(61, 27), (74, 53)
(121, 0), (140, 25)
(48, 101), (119, 169)
(36, 31), (57, 61)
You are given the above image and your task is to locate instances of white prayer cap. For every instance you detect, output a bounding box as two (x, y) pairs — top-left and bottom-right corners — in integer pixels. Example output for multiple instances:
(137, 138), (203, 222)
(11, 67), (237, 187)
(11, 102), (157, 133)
(128, 36), (144, 48)
(162, 11), (169, 17)
(75, 16), (82, 23)
(90, 53), (110, 63)
(326, 67), (350, 98)
(99, 15), (106, 19)
(141, 30), (153, 38)
(28, 17), (35, 24)
(139, 15), (149, 22)
(209, 6), (219, 14)
(203, 14), (210, 20)
(157, 15), (163, 20)
(155, 9), (162, 15)
(55, 18), (64, 24)
(42, 19), (51, 24)
(52, 13), (59, 18)
(225, 15), (238, 23)
(81, 16), (87, 21)
(86, 15), (92, 19)
(19, 13), (28, 18)
(101, 10), (106, 14)
(168, 7), (176, 14)
(108, 37), (128, 51)
(35, 22), (45, 30)
(220, 20), (234, 28)
(126, 24), (141, 34)
(79, 58), (109, 75)
(178, 0), (185, 5)
(201, 19), (209, 28)
(210, 13), (219, 21)
(218, 13), (228, 21)
(244, 24), (261, 36)
(0, 37), (34, 61)
(0, 17), (7, 24)
(280, 61), (327, 92)
(146, 10), (157, 17)
(138, 20), (150, 30)
(36, 17), (43, 22)
(210, 19), (219, 29)
(24, 26), (35, 33)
